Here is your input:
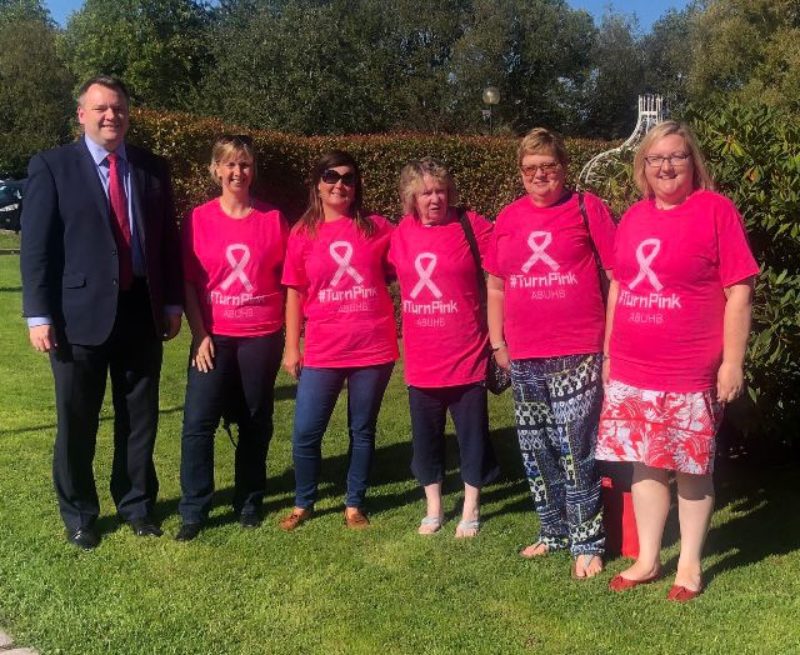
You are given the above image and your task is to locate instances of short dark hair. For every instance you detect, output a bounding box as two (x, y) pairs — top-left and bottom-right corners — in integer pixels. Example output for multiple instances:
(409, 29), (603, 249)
(77, 75), (130, 104)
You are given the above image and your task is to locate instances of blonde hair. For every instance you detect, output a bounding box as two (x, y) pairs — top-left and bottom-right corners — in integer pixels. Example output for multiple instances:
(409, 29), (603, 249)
(517, 127), (569, 168)
(398, 158), (459, 217)
(209, 135), (257, 187)
(633, 121), (715, 197)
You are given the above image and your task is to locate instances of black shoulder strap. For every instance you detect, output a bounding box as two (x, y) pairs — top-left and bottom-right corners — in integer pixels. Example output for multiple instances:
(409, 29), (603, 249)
(457, 207), (488, 307)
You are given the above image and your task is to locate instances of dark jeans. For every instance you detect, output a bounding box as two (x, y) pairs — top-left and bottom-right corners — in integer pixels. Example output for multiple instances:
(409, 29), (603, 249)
(292, 362), (394, 509)
(408, 383), (499, 488)
(179, 330), (283, 524)
(50, 280), (162, 531)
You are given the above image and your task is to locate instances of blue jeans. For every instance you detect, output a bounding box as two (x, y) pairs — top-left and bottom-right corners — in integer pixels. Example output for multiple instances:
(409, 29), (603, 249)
(292, 363), (394, 509)
(179, 331), (283, 523)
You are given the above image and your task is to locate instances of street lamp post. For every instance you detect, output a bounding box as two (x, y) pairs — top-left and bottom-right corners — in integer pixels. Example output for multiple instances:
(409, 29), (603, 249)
(482, 86), (500, 135)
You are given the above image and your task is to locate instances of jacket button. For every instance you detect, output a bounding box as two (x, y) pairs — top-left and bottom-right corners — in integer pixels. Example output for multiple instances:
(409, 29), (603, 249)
(112, 279), (118, 286)
(111, 249), (117, 256)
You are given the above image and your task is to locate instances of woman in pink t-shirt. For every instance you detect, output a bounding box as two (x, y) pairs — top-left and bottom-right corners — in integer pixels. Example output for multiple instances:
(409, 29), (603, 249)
(279, 150), (398, 532)
(598, 121), (759, 601)
(388, 158), (500, 538)
(177, 135), (289, 541)
(485, 128), (617, 579)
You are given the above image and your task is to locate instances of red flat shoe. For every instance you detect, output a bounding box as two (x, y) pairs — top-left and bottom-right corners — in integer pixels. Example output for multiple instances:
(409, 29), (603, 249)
(608, 571), (662, 592)
(667, 584), (703, 602)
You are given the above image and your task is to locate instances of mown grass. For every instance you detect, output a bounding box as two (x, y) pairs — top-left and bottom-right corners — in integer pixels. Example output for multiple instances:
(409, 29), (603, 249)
(0, 253), (798, 655)
(0, 230), (20, 250)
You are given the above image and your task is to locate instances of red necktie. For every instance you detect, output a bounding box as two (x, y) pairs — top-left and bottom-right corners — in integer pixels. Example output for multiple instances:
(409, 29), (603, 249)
(107, 152), (133, 290)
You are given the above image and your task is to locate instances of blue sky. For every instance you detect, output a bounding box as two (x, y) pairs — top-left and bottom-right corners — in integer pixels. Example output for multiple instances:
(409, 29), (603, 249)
(45, 0), (692, 31)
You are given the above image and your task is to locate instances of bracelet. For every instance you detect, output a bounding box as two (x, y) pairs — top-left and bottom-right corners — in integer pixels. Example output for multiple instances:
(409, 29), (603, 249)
(491, 342), (507, 351)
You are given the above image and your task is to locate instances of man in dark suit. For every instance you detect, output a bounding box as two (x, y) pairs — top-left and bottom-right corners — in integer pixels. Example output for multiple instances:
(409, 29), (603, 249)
(20, 75), (183, 550)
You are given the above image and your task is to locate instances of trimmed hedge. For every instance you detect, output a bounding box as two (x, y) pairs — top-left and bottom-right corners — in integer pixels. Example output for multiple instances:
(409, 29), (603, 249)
(127, 108), (613, 221)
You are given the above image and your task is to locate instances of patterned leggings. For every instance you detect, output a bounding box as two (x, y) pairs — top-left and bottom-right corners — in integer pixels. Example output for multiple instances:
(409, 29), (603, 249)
(511, 354), (605, 557)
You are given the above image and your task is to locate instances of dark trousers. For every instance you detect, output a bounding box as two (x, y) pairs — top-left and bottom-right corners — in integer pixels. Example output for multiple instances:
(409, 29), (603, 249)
(50, 280), (162, 531)
(179, 330), (283, 523)
(292, 363), (394, 509)
(408, 383), (499, 488)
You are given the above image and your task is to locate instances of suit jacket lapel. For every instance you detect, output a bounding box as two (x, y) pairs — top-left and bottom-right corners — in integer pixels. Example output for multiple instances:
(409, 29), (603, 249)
(75, 140), (110, 225)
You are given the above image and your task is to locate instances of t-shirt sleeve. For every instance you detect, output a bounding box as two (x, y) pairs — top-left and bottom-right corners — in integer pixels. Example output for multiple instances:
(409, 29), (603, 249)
(281, 230), (309, 288)
(716, 199), (760, 287)
(470, 212), (494, 266)
(585, 193), (617, 270)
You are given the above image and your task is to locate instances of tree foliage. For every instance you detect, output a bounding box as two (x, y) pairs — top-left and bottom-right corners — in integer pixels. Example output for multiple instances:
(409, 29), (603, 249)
(61, 0), (211, 110)
(0, 1), (74, 176)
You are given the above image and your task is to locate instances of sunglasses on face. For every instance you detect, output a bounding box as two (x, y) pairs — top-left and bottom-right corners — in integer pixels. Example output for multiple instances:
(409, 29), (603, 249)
(321, 169), (356, 186)
(520, 162), (561, 176)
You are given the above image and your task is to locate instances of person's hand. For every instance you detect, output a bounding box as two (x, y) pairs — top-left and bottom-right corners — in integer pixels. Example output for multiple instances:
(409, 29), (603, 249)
(162, 313), (181, 341)
(283, 347), (303, 379)
(191, 334), (215, 373)
(717, 360), (744, 404)
(29, 324), (56, 353)
(493, 344), (510, 371)
(602, 357), (611, 385)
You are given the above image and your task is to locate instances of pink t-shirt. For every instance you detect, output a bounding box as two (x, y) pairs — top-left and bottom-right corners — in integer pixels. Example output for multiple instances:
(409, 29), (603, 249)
(182, 198), (288, 337)
(609, 190), (759, 392)
(282, 215), (399, 368)
(389, 210), (491, 388)
(484, 191), (617, 359)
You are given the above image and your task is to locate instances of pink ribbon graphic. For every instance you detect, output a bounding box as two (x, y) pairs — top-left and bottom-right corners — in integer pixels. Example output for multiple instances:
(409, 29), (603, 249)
(629, 238), (663, 291)
(521, 231), (559, 273)
(220, 243), (254, 292)
(329, 240), (364, 286)
(410, 253), (443, 299)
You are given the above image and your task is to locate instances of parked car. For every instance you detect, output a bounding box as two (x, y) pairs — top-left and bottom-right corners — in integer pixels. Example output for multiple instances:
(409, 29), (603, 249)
(0, 178), (25, 232)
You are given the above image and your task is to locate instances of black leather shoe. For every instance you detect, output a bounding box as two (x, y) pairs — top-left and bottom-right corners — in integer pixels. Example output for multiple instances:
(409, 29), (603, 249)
(175, 522), (202, 542)
(240, 512), (261, 529)
(67, 526), (99, 550)
(129, 516), (163, 537)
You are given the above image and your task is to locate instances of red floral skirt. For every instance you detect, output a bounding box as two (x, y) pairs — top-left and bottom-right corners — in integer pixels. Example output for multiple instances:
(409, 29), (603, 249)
(596, 379), (724, 475)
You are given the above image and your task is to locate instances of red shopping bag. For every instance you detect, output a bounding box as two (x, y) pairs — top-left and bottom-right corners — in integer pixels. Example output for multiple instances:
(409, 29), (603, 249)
(601, 463), (639, 559)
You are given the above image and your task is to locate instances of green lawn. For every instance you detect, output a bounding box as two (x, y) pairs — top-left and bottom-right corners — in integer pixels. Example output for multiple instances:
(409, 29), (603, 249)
(0, 254), (798, 655)
(0, 230), (20, 250)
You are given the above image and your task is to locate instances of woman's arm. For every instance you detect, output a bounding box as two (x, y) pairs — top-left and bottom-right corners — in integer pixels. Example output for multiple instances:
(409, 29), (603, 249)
(487, 274), (509, 370)
(717, 279), (755, 403)
(601, 279), (620, 384)
(283, 287), (305, 379)
(184, 281), (214, 373)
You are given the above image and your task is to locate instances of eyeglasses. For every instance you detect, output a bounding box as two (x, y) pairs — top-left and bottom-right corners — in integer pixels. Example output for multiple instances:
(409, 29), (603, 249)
(644, 153), (691, 167)
(321, 169), (356, 186)
(521, 162), (561, 176)
(219, 134), (253, 147)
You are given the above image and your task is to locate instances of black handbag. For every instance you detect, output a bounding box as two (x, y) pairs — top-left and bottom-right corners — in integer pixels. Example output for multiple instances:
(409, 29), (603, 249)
(457, 208), (511, 395)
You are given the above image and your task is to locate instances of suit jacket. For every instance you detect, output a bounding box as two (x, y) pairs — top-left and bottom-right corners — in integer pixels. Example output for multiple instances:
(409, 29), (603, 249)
(21, 139), (183, 346)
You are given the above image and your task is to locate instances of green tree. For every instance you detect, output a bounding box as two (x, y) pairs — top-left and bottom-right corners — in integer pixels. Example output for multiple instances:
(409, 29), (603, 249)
(688, 0), (800, 110)
(61, 0), (211, 110)
(449, 0), (596, 134)
(582, 11), (644, 139)
(0, 1), (74, 176)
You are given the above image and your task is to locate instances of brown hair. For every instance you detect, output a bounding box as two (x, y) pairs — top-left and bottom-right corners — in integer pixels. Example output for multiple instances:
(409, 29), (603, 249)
(398, 158), (459, 218)
(77, 75), (130, 105)
(633, 120), (715, 197)
(517, 127), (569, 168)
(297, 150), (374, 238)
(208, 135), (257, 187)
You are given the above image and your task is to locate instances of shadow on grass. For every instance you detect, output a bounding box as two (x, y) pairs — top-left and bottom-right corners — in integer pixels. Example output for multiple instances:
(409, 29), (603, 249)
(0, 285), (21, 292)
(2, 404), (186, 436)
(670, 460), (800, 584)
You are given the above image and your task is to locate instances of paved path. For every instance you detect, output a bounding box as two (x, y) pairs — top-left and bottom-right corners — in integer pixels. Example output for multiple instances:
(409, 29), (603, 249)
(0, 629), (38, 654)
